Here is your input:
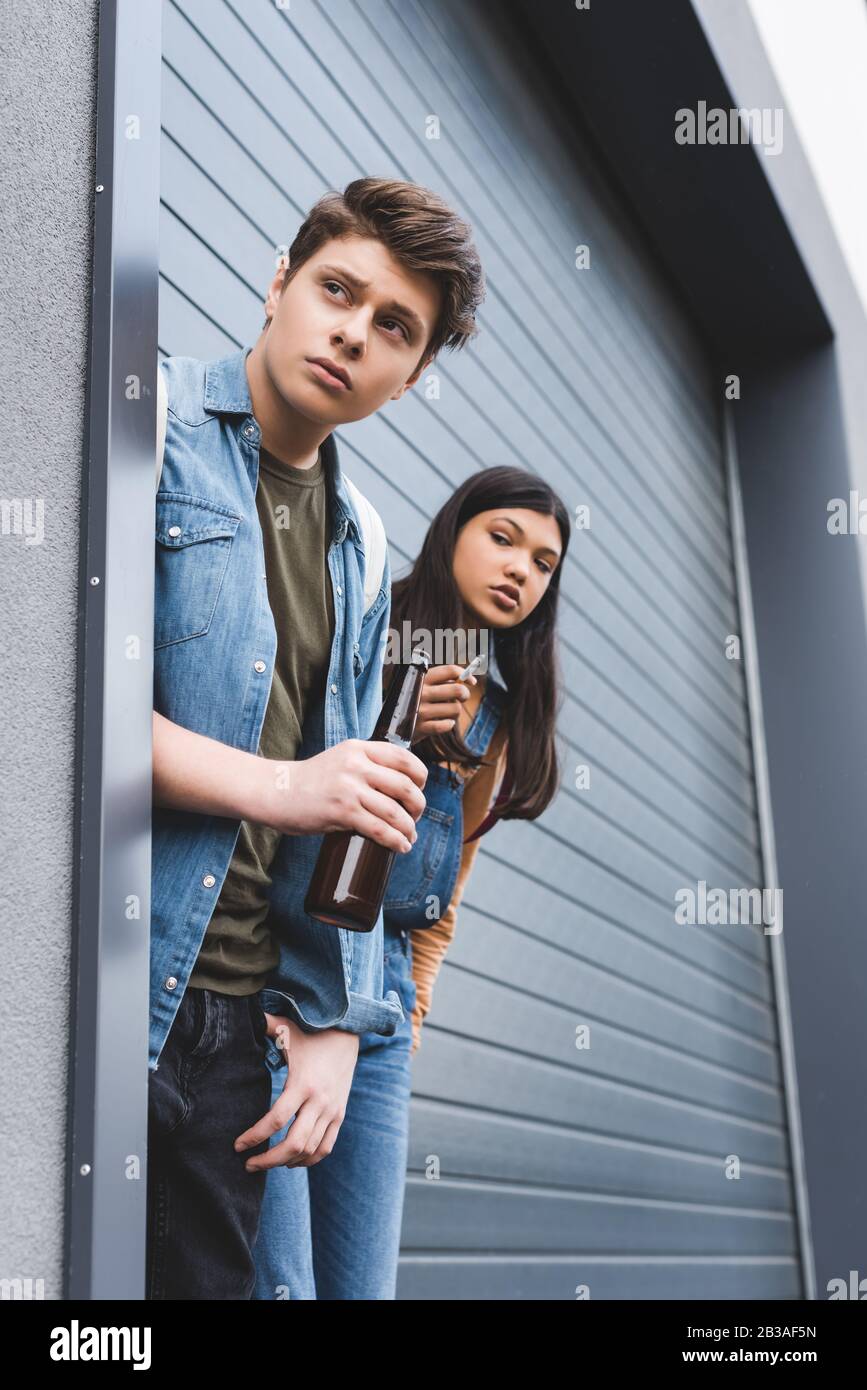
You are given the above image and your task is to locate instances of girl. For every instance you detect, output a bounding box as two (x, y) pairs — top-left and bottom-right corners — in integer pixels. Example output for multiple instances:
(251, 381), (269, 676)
(253, 465), (570, 1299)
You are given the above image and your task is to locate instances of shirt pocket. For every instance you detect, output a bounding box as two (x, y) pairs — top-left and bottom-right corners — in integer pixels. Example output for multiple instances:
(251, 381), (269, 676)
(383, 804), (454, 911)
(154, 494), (242, 649)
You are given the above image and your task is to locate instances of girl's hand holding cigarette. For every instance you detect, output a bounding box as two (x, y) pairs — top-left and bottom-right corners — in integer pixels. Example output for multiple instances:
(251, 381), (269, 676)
(412, 663), (479, 742)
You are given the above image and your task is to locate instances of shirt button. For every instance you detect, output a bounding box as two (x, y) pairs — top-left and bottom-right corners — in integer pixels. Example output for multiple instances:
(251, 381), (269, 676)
(330, 683), (338, 694)
(202, 873), (216, 888)
(254, 660), (266, 672)
(336, 585), (342, 596)
(168, 525), (181, 538)
(244, 424), (255, 438)
(165, 976), (178, 991)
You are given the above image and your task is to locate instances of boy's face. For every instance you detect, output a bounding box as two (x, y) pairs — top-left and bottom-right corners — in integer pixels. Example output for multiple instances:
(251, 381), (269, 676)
(260, 234), (443, 427)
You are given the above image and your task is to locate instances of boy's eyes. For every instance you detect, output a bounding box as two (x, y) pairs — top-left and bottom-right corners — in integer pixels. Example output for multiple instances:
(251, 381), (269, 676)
(380, 317), (409, 341)
(491, 530), (553, 575)
(322, 281), (408, 341)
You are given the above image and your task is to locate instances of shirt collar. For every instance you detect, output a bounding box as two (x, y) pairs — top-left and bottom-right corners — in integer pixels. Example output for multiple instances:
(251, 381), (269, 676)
(203, 346), (362, 545)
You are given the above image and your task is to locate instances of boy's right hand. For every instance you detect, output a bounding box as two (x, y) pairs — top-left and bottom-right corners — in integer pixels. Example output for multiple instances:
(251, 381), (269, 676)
(260, 739), (427, 853)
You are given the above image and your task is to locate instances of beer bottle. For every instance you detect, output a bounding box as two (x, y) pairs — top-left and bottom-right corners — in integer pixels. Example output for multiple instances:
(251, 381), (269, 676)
(304, 647), (431, 931)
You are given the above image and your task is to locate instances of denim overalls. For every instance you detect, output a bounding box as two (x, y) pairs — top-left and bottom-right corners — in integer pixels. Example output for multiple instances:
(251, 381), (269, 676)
(253, 674), (507, 1300)
(382, 672), (508, 940)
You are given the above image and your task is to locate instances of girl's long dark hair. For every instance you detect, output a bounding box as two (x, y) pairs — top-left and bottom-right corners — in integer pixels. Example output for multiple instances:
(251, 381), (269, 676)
(389, 466), (571, 822)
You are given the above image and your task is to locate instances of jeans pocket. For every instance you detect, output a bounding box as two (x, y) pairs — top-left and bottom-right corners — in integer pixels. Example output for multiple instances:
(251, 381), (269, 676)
(187, 989), (222, 1059)
(248, 998), (269, 1052)
(173, 986), (206, 1056)
(382, 805), (453, 910)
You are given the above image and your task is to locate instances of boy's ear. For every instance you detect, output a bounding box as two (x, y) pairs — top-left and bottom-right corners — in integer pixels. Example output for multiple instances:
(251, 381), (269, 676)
(263, 266), (288, 324)
(390, 351), (435, 401)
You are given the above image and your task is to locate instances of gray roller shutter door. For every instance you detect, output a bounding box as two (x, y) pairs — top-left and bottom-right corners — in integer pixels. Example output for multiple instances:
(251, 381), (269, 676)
(159, 0), (800, 1300)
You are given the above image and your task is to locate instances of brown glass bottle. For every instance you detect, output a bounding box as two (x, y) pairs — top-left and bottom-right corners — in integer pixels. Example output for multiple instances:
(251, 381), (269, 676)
(304, 647), (431, 931)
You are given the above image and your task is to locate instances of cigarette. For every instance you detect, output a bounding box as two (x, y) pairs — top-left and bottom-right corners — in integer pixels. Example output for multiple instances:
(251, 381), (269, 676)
(458, 655), (483, 681)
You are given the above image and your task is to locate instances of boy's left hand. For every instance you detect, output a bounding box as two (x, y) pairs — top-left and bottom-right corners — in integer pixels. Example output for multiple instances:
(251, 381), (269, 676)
(234, 1016), (359, 1170)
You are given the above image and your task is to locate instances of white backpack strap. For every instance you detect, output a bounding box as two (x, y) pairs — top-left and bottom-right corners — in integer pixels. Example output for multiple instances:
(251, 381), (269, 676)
(156, 360), (168, 491)
(342, 474), (386, 615)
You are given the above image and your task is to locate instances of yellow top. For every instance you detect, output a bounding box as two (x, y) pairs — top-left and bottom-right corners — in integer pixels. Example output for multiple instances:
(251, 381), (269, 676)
(409, 677), (509, 1053)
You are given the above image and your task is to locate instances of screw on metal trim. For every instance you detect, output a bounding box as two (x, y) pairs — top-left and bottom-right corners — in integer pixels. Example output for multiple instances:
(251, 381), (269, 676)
(96, 185), (104, 193)
(90, 576), (100, 585)
(80, 1164), (91, 1176)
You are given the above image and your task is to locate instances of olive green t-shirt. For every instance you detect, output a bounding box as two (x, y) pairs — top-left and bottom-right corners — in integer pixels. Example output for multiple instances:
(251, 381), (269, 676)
(188, 443), (335, 994)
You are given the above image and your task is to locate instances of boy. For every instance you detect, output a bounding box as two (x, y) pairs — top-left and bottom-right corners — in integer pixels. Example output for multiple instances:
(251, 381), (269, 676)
(149, 177), (484, 1298)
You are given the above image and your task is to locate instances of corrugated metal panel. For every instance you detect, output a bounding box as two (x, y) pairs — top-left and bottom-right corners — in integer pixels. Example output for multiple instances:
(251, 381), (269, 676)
(159, 0), (800, 1299)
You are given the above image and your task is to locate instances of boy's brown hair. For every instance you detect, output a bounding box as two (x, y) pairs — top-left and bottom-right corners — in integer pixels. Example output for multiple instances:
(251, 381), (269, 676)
(269, 177), (485, 369)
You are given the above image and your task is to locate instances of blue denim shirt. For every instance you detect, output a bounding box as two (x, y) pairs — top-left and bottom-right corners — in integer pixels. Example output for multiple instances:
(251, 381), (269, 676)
(150, 346), (404, 1073)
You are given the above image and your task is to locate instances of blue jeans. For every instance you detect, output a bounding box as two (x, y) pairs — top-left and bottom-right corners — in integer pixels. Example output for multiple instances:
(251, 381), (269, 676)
(146, 986), (273, 1299)
(252, 929), (416, 1300)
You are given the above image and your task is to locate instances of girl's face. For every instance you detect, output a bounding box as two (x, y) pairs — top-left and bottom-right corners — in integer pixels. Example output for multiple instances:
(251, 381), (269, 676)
(452, 507), (563, 630)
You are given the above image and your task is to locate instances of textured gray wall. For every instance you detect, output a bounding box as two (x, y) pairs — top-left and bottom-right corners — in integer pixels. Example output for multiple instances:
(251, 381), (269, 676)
(0, 0), (98, 1299)
(694, 0), (867, 1300)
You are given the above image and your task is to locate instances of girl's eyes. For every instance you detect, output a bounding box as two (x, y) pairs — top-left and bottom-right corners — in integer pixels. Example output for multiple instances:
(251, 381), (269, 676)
(491, 531), (553, 575)
(322, 283), (408, 340)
